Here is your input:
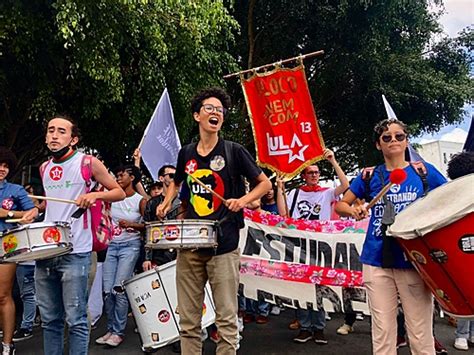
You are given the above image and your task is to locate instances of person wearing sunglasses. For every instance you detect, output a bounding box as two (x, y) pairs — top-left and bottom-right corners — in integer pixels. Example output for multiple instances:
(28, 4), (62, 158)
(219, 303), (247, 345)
(142, 164), (180, 270)
(336, 118), (446, 354)
(157, 87), (271, 355)
(275, 148), (349, 345)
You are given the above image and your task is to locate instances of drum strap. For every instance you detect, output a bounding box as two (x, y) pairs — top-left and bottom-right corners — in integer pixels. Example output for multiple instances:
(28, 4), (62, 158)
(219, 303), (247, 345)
(378, 167), (398, 268)
(289, 188), (300, 217)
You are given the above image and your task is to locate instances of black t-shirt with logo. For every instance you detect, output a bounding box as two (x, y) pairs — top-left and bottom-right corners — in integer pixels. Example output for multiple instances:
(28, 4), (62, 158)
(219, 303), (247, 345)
(174, 138), (262, 255)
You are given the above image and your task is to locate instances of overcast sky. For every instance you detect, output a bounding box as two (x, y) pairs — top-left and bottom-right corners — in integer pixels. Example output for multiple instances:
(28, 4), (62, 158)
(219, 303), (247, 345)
(438, 0), (473, 37)
(414, 0), (473, 142)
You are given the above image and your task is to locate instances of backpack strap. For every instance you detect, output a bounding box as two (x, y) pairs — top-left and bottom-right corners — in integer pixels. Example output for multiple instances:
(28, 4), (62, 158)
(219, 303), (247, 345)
(39, 159), (52, 180)
(361, 166), (375, 203)
(224, 140), (240, 196)
(223, 140), (246, 229)
(410, 161), (429, 196)
(81, 155), (93, 192)
(80, 154), (94, 229)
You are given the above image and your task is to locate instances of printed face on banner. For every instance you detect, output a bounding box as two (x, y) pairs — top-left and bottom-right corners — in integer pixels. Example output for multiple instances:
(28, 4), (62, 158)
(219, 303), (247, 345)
(242, 66), (324, 178)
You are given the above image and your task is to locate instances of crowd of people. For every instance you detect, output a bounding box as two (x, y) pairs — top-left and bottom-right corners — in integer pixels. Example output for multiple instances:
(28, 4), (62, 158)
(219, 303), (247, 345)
(0, 86), (472, 355)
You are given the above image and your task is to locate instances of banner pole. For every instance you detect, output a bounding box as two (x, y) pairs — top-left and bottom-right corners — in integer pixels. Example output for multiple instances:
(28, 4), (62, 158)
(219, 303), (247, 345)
(276, 174), (290, 218)
(224, 50), (324, 79)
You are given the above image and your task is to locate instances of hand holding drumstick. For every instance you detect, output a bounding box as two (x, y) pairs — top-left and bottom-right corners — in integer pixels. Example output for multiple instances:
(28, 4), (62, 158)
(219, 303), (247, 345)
(185, 173), (247, 212)
(348, 168), (407, 221)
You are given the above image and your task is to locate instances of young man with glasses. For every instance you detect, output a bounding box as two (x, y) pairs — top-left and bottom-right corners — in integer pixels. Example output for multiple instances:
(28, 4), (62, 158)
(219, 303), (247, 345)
(336, 118), (446, 354)
(157, 87), (271, 354)
(276, 148), (349, 345)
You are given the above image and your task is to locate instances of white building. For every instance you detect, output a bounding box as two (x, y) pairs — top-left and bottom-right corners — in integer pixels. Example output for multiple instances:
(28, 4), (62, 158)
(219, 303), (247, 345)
(416, 128), (467, 176)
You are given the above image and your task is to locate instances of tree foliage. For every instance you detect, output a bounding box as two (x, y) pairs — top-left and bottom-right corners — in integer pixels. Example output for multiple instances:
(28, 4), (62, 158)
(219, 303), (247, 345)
(0, 0), (238, 175)
(225, 0), (473, 173)
(1, 0), (472, 181)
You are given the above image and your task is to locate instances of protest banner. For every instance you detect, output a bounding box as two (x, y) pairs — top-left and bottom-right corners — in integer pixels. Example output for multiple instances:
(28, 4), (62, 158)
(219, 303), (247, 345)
(241, 64), (325, 178)
(239, 209), (370, 314)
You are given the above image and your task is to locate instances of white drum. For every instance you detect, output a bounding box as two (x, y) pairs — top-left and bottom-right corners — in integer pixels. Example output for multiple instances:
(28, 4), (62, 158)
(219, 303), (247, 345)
(123, 260), (216, 351)
(0, 222), (72, 262)
(145, 219), (218, 250)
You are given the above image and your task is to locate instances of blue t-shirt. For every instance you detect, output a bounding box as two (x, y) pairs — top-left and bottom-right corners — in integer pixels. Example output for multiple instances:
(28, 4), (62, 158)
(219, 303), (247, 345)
(0, 181), (35, 232)
(350, 163), (447, 269)
(262, 202), (278, 215)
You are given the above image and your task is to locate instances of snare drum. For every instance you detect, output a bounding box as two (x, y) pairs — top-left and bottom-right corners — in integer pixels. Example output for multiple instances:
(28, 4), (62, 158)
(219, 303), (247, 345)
(145, 219), (218, 250)
(123, 261), (216, 351)
(0, 222), (72, 262)
(387, 174), (474, 317)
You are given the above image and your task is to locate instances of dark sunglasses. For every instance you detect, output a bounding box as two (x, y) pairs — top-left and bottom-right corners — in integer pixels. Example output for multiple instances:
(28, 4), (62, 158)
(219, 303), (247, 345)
(381, 133), (407, 143)
(163, 173), (175, 179)
(305, 171), (320, 176)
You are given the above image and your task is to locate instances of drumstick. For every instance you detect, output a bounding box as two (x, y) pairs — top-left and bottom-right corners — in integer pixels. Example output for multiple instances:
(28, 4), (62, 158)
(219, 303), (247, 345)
(366, 169), (407, 209)
(5, 219), (22, 223)
(186, 173), (228, 204)
(29, 195), (77, 205)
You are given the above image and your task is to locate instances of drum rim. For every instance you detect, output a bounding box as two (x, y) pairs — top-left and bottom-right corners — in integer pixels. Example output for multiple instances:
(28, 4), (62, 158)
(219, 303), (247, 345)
(2, 243), (73, 262)
(1, 221), (71, 234)
(387, 174), (474, 239)
(145, 219), (219, 227)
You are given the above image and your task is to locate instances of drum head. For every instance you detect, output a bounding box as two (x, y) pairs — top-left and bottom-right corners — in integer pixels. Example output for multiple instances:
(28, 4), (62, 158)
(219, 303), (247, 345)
(388, 174), (474, 239)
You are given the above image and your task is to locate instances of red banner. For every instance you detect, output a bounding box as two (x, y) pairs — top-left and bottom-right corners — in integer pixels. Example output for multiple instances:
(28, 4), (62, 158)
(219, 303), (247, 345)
(241, 65), (325, 178)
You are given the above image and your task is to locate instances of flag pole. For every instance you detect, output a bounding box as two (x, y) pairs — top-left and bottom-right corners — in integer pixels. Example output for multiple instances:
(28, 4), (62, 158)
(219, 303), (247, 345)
(223, 50), (324, 79)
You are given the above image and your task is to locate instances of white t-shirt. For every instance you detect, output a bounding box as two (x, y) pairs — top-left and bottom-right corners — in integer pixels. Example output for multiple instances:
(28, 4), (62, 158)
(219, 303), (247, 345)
(286, 187), (336, 220)
(43, 151), (92, 254)
(110, 193), (143, 243)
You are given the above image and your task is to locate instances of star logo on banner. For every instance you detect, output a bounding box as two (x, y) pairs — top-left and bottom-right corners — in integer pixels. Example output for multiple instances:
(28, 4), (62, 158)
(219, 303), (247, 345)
(267, 133), (309, 163)
(185, 159), (197, 174)
(288, 144), (309, 163)
(49, 166), (63, 181)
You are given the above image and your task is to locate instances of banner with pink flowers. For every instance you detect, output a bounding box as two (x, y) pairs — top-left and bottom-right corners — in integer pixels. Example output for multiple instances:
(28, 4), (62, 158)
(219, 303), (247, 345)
(238, 209), (370, 314)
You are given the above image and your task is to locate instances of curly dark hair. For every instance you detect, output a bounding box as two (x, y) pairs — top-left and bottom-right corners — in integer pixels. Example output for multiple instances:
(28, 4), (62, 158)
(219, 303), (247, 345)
(447, 151), (474, 180)
(373, 118), (409, 143)
(190, 87), (231, 115)
(0, 147), (18, 174)
(113, 165), (142, 186)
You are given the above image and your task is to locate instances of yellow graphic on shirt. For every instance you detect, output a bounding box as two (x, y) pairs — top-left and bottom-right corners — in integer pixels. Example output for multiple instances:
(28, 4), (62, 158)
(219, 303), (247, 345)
(187, 169), (225, 217)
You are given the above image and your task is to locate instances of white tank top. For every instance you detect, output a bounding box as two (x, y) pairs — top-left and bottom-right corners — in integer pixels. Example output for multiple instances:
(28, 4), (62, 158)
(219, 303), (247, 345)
(42, 151), (92, 254)
(110, 192), (143, 243)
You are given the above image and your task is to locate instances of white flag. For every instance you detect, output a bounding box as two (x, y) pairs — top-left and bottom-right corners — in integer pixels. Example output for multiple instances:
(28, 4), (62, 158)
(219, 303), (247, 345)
(140, 88), (181, 180)
(382, 94), (398, 119)
(381, 94), (424, 162)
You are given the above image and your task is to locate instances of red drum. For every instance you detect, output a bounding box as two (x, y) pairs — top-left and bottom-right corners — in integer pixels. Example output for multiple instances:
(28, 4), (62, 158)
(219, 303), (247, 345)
(387, 174), (474, 318)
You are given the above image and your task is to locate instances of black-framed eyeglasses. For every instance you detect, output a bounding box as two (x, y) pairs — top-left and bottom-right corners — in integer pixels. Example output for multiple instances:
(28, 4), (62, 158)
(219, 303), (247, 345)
(201, 104), (227, 116)
(381, 133), (407, 143)
(163, 173), (175, 179)
(305, 171), (320, 176)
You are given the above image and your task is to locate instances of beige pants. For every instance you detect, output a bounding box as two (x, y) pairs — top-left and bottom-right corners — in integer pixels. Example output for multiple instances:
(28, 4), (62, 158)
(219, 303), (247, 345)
(177, 249), (240, 355)
(363, 264), (434, 355)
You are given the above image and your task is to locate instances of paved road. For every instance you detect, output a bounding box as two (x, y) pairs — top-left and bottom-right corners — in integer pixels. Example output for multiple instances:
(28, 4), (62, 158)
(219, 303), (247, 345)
(15, 309), (467, 354)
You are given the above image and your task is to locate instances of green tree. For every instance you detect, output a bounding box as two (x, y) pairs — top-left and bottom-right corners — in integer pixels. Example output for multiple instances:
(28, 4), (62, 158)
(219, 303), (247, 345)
(0, 0), (238, 176)
(225, 0), (473, 172)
